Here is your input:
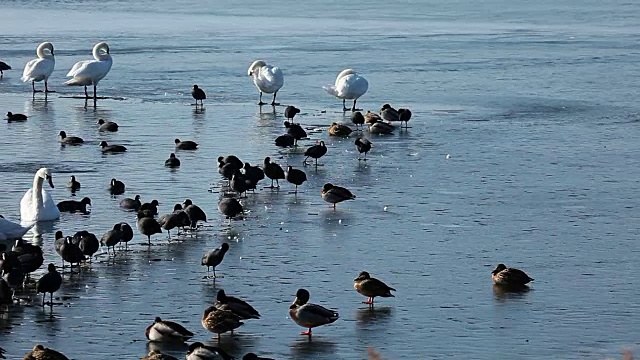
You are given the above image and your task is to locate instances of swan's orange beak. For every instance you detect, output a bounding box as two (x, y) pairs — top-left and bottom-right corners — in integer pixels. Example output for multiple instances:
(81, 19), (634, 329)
(47, 175), (55, 189)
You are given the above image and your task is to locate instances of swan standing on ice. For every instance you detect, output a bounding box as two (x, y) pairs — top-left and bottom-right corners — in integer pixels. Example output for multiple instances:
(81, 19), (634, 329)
(21, 42), (55, 93)
(65, 42), (112, 99)
(323, 69), (368, 112)
(248, 60), (284, 106)
(20, 168), (60, 222)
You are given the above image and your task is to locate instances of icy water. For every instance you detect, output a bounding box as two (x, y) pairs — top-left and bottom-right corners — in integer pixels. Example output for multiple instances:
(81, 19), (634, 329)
(1, 0), (640, 359)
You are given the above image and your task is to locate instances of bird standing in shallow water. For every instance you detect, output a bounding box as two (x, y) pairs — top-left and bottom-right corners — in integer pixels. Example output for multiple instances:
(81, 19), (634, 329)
(36, 263), (62, 307)
(355, 137), (372, 161)
(214, 289), (261, 319)
(321, 183), (356, 209)
(191, 84), (206, 107)
(64, 42), (112, 99)
(263, 157), (285, 188)
(323, 68), (368, 112)
(21, 42), (55, 93)
(202, 305), (244, 340)
(248, 60), (284, 106)
(351, 111), (365, 130)
(284, 105), (300, 122)
(285, 166), (307, 194)
(353, 271), (396, 305)
(491, 263), (534, 288)
(0, 60), (10, 76)
(289, 288), (339, 338)
(201, 242), (229, 278)
(137, 210), (162, 246)
(303, 141), (327, 167)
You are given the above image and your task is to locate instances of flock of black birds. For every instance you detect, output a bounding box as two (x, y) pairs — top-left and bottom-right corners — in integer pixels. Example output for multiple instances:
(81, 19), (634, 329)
(0, 78), (539, 359)
(0, 80), (427, 359)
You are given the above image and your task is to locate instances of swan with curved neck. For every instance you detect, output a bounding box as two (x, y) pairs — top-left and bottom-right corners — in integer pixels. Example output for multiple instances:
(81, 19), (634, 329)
(20, 168), (60, 222)
(65, 42), (113, 99)
(323, 68), (369, 112)
(247, 60), (284, 106)
(21, 42), (56, 93)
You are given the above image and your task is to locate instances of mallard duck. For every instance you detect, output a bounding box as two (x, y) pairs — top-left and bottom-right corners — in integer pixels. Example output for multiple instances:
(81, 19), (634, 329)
(145, 317), (194, 343)
(22, 344), (69, 360)
(214, 289), (260, 319)
(368, 121), (395, 135)
(354, 271), (396, 305)
(186, 342), (234, 360)
(379, 103), (399, 122)
(364, 111), (381, 124)
(303, 141), (327, 166)
(328, 122), (353, 137)
(289, 288), (339, 338)
(201, 305), (244, 340)
(491, 263), (533, 287)
(321, 183), (356, 209)
(141, 350), (179, 360)
(201, 243), (229, 278)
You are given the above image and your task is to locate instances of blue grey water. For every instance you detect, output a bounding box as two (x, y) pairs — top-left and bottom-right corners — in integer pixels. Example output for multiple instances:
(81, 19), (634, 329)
(1, 0), (639, 358)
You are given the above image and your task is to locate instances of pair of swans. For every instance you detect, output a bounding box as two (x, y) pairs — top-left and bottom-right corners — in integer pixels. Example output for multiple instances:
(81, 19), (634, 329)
(22, 42), (112, 98)
(0, 168), (58, 240)
(247, 60), (368, 112)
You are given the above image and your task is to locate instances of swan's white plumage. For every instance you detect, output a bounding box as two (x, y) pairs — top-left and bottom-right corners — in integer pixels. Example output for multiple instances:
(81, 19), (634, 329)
(20, 168), (60, 223)
(0, 217), (32, 241)
(65, 42), (112, 86)
(21, 42), (55, 83)
(323, 68), (368, 100)
(248, 60), (284, 94)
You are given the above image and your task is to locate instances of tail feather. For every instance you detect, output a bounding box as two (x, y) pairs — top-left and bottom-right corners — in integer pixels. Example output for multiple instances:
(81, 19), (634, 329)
(323, 85), (339, 97)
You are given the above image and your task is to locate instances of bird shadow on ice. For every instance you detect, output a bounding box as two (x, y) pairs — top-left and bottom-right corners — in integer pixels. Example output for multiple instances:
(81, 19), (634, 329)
(355, 306), (394, 326)
(290, 336), (337, 356)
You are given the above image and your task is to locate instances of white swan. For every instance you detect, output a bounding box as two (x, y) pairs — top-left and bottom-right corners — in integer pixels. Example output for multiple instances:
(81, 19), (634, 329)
(0, 216), (32, 241)
(65, 42), (112, 99)
(21, 42), (55, 93)
(20, 168), (60, 222)
(323, 69), (369, 112)
(248, 60), (284, 106)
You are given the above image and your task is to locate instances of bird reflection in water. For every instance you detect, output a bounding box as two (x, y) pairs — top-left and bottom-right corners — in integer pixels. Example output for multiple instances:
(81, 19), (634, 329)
(492, 284), (531, 302)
